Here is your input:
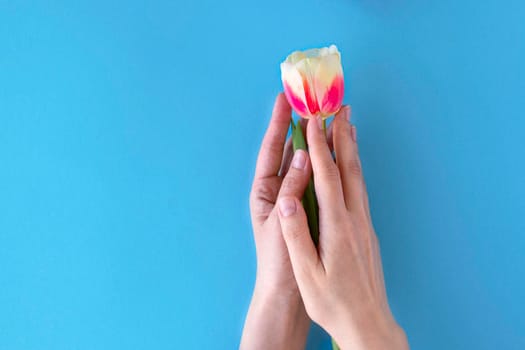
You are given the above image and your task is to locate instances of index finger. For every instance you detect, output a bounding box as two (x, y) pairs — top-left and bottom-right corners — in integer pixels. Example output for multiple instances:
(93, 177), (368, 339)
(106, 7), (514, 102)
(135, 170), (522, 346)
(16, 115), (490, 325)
(306, 116), (346, 217)
(254, 93), (292, 180)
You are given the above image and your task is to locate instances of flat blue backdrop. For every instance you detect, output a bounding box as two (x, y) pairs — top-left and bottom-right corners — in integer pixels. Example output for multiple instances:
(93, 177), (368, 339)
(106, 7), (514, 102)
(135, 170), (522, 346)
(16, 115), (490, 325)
(1, 0), (524, 349)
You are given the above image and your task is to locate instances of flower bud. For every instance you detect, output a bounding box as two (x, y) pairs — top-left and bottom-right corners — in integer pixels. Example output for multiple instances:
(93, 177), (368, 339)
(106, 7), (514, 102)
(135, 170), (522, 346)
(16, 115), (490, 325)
(280, 45), (344, 119)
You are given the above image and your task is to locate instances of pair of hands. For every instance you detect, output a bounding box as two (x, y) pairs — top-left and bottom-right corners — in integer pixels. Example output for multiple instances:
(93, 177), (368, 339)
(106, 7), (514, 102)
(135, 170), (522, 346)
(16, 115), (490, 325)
(240, 94), (409, 350)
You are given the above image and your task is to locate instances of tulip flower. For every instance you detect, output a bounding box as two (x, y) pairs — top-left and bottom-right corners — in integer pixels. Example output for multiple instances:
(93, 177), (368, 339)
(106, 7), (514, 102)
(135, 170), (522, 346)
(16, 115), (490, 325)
(280, 44), (344, 120)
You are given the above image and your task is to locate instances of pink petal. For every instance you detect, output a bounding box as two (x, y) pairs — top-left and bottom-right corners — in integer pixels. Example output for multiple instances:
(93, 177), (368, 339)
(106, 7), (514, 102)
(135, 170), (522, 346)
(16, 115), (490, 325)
(302, 78), (320, 117)
(283, 82), (309, 117)
(320, 75), (344, 116)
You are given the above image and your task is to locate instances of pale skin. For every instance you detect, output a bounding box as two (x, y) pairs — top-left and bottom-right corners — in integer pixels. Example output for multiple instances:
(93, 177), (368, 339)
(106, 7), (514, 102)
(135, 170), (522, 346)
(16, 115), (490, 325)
(240, 93), (409, 350)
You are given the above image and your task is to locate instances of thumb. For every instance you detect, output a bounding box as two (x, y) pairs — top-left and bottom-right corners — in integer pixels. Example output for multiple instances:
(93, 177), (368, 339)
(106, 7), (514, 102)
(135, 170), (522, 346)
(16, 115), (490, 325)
(277, 197), (322, 283)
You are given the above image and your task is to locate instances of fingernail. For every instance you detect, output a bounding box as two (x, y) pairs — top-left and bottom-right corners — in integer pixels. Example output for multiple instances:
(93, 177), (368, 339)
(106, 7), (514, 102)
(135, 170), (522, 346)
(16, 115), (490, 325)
(344, 106), (350, 121)
(351, 125), (357, 142)
(316, 116), (323, 130)
(291, 149), (306, 169)
(279, 198), (297, 217)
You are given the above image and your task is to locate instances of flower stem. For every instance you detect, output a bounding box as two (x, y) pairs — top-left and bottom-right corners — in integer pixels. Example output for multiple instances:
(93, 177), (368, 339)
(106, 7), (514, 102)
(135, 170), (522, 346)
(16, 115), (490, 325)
(325, 118), (339, 350)
(293, 118), (338, 350)
(290, 118), (319, 245)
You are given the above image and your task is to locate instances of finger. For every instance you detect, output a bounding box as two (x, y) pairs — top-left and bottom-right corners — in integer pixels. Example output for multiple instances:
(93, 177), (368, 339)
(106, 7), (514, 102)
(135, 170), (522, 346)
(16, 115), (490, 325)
(332, 106), (366, 213)
(278, 137), (293, 177)
(275, 149), (312, 202)
(306, 116), (346, 215)
(249, 175), (281, 225)
(254, 93), (292, 180)
(301, 119), (334, 153)
(279, 119), (332, 178)
(277, 196), (323, 283)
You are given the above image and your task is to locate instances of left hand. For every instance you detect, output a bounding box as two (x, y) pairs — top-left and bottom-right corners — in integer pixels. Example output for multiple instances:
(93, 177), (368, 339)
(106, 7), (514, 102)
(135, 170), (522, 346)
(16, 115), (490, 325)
(249, 93), (334, 296)
(249, 93), (305, 297)
(241, 93), (333, 350)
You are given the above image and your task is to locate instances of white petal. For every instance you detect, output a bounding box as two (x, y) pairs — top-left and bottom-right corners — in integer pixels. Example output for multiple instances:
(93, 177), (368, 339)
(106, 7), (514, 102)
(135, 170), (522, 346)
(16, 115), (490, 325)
(280, 61), (307, 105)
(313, 52), (344, 106)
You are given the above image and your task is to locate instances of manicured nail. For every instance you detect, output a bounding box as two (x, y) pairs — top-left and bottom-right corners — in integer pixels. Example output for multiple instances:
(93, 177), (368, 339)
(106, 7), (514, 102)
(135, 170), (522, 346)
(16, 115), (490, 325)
(291, 149), (306, 169)
(316, 116), (323, 130)
(279, 198), (297, 217)
(351, 125), (357, 142)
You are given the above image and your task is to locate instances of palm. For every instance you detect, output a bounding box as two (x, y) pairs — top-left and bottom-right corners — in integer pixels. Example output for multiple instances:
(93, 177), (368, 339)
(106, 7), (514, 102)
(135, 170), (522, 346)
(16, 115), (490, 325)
(251, 173), (299, 292)
(250, 94), (332, 293)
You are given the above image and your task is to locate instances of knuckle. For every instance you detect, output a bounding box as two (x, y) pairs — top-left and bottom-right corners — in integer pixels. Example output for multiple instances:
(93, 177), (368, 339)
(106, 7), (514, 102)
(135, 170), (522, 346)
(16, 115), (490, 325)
(250, 179), (278, 206)
(346, 158), (362, 177)
(285, 224), (303, 242)
(251, 202), (273, 222)
(263, 138), (284, 156)
(280, 169), (303, 194)
(319, 162), (341, 180)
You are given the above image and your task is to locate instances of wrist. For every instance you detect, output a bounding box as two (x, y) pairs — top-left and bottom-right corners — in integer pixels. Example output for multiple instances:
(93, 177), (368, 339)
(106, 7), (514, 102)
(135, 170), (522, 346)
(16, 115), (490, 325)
(251, 280), (307, 325)
(330, 305), (408, 350)
(253, 276), (302, 303)
(240, 282), (310, 350)
(351, 323), (408, 350)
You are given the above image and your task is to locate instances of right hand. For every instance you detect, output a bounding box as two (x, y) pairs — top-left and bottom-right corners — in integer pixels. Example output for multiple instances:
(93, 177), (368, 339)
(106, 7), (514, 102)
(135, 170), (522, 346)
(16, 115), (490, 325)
(276, 106), (409, 350)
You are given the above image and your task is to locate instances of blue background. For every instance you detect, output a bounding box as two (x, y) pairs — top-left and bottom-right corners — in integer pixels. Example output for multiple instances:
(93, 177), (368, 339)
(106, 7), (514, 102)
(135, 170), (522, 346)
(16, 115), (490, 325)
(1, 0), (524, 349)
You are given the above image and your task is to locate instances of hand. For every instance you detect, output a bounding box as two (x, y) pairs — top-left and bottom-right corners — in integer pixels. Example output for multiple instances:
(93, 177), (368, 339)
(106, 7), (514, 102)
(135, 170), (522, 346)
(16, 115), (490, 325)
(277, 106), (409, 350)
(241, 93), (332, 349)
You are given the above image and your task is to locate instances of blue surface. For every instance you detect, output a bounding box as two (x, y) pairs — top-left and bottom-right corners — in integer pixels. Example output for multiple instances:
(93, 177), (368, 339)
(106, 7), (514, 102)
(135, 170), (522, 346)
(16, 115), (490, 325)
(1, 0), (524, 349)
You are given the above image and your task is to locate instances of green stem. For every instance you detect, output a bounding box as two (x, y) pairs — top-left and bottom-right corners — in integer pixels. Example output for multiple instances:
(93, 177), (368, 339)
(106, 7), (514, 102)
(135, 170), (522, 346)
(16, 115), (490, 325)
(323, 118), (339, 350)
(291, 118), (338, 350)
(290, 118), (319, 246)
